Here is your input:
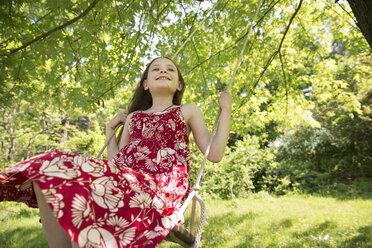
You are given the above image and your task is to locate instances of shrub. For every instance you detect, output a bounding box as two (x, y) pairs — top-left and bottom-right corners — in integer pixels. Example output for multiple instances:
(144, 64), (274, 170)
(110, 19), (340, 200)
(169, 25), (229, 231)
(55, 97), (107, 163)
(193, 135), (291, 199)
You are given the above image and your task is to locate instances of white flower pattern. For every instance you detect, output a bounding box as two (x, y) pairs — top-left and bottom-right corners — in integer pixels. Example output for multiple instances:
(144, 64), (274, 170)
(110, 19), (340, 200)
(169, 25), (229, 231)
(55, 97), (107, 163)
(43, 188), (65, 219)
(78, 225), (118, 248)
(80, 157), (107, 177)
(71, 194), (93, 229)
(91, 177), (125, 212)
(155, 148), (176, 170)
(129, 192), (152, 209)
(107, 216), (130, 229)
(39, 156), (81, 179)
(119, 227), (136, 246)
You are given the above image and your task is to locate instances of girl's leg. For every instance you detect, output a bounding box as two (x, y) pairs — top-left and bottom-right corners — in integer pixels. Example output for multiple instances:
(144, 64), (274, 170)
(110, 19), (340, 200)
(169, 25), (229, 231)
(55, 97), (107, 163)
(33, 181), (72, 248)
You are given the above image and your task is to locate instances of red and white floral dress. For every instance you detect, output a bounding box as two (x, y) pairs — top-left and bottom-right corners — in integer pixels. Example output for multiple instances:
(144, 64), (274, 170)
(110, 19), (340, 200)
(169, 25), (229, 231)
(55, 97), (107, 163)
(0, 105), (190, 248)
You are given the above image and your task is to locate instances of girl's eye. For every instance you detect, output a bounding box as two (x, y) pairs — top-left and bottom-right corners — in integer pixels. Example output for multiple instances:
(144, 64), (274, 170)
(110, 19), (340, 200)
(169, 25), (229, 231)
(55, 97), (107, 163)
(152, 68), (159, 71)
(168, 68), (174, 71)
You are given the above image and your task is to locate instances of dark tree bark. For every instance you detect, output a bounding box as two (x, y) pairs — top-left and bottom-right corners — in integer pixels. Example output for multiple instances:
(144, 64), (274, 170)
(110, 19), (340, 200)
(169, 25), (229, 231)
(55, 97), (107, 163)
(347, 0), (372, 50)
(61, 116), (70, 145)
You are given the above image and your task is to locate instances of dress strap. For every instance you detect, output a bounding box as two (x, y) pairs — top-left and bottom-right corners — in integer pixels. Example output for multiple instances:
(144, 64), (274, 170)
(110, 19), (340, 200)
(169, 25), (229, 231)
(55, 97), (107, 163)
(162, 104), (174, 112)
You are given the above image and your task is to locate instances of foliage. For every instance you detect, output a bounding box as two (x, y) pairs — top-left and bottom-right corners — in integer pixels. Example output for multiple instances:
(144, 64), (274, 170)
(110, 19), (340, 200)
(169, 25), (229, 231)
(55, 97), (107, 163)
(0, 0), (371, 196)
(196, 136), (291, 199)
(272, 55), (372, 193)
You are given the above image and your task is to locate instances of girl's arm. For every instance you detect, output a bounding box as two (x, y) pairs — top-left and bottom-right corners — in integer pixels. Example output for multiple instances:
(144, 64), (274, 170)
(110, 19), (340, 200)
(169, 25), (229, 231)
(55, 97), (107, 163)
(119, 115), (131, 149)
(184, 90), (232, 163)
(105, 111), (130, 160)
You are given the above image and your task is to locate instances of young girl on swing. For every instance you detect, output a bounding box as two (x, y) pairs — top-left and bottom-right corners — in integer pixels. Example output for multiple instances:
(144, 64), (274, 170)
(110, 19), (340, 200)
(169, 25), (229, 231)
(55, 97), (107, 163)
(0, 57), (232, 248)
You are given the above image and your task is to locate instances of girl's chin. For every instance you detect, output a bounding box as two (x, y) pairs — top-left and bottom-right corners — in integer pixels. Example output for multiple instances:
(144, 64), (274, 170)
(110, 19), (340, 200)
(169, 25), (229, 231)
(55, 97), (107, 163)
(150, 86), (177, 95)
(153, 82), (175, 88)
(155, 80), (172, 84)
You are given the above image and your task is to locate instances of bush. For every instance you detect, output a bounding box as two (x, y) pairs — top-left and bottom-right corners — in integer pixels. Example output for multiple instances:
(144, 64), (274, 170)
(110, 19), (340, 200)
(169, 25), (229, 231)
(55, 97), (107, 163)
(193, 135), (291, 199)
(273, 116), (372, 193)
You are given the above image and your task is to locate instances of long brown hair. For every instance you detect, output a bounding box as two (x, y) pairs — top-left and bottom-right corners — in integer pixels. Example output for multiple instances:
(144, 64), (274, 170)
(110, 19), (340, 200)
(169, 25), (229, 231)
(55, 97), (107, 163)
(127, 57), (186, 113)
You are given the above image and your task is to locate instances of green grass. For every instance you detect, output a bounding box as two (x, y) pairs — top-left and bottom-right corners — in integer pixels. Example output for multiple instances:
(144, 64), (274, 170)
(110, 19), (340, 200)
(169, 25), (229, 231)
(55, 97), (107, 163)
(1, 192), (372, 248)
(162, 192), (372, 248)
(0, 202), (47, 247)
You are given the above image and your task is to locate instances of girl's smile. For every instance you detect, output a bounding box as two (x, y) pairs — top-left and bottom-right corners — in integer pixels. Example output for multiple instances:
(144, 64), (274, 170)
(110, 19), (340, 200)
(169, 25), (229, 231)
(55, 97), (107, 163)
(156, 76), (171, 80)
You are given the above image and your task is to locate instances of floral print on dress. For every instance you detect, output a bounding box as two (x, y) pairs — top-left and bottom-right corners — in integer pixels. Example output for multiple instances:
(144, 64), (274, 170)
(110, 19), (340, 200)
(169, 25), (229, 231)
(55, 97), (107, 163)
(0, 105), (190, 248)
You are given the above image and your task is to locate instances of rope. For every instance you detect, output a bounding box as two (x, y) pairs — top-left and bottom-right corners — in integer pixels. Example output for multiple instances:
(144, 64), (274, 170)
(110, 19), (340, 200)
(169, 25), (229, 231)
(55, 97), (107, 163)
(176, 1), (264, 246)
(189, 197), (197, 233)
(194, 0), (263, 188)
(184, 3), (264, 245)
(96, 124), (122, 159)
(192, 194), (206, 248)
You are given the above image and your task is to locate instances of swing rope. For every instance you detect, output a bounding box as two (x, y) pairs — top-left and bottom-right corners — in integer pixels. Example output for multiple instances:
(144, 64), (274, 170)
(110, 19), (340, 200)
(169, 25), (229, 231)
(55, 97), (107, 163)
(194, 0), (263, 189)
(97, 124), (121, 158)
(179, 2), (264, 246)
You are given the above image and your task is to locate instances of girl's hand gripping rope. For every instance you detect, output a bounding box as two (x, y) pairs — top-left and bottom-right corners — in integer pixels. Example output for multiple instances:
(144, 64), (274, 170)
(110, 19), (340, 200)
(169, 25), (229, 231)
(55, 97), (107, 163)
(105, 110), (129, 160)
(106, 110), (128, 131)
(218, 90), (232, 113)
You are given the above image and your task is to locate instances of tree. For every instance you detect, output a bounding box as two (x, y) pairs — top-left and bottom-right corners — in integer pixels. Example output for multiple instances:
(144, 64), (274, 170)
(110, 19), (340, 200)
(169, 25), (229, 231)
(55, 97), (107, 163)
(347, 0), (372, 49)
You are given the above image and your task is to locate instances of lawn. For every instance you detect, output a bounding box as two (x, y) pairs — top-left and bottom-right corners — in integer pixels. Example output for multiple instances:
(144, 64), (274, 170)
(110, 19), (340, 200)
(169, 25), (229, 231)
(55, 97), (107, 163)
(1, 192), (371, 248)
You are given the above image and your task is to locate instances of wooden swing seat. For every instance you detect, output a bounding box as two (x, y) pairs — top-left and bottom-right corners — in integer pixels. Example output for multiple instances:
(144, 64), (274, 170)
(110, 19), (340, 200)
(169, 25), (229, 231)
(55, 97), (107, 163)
(164, 224), (195, 247)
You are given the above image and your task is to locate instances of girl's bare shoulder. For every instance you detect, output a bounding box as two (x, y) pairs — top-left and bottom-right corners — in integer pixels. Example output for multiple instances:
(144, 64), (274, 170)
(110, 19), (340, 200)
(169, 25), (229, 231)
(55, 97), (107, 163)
(124, 112), (135, 125)
(126, 112), (134, 119)
(181, 103), (200, 113)
(181, 103), (199, 110)
(181, 104), (202, 122)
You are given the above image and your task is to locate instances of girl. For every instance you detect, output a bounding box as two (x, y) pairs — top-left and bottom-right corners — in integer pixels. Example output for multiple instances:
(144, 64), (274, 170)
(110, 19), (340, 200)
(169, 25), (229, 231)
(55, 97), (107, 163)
(0, 57), (232, 248)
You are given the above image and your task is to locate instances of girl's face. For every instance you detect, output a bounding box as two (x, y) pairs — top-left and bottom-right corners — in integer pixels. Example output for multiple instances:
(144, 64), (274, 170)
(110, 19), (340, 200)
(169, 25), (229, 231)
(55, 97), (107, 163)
(143, 58), (183, 94)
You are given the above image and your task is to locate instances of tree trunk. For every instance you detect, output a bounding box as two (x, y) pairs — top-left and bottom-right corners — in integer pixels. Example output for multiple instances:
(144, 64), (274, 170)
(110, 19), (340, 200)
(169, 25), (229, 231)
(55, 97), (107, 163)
(61, 116), (70, 145)
(6, 108), (17, 162)
(347, 0), (372, 50)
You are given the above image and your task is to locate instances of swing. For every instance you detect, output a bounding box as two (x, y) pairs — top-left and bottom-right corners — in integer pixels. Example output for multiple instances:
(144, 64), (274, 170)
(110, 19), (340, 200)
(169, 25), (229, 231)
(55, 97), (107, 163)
(97, 1), (263, 247)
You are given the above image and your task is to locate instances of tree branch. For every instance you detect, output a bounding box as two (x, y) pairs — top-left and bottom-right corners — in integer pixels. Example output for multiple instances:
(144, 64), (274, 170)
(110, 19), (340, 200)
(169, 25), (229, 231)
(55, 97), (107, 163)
(8, 0), (13, 26)
(347, 0), (372, 49)
(16, 50), (25, 80)
(94, 5), (147, 101)
(335, 1), (356, 24)
(94, 1), (173, 102)
(8, 0), (101, 55)
(279, 51), (289, 114)
(66, 35), (81, 81)
(191, 37), (208, 88)
(236, 0), (303, 112)
(143, 0), (172, 53)
(187, 0), (280, 74)
(114, 0), (135, 41)
(34, 10), (53, 24)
